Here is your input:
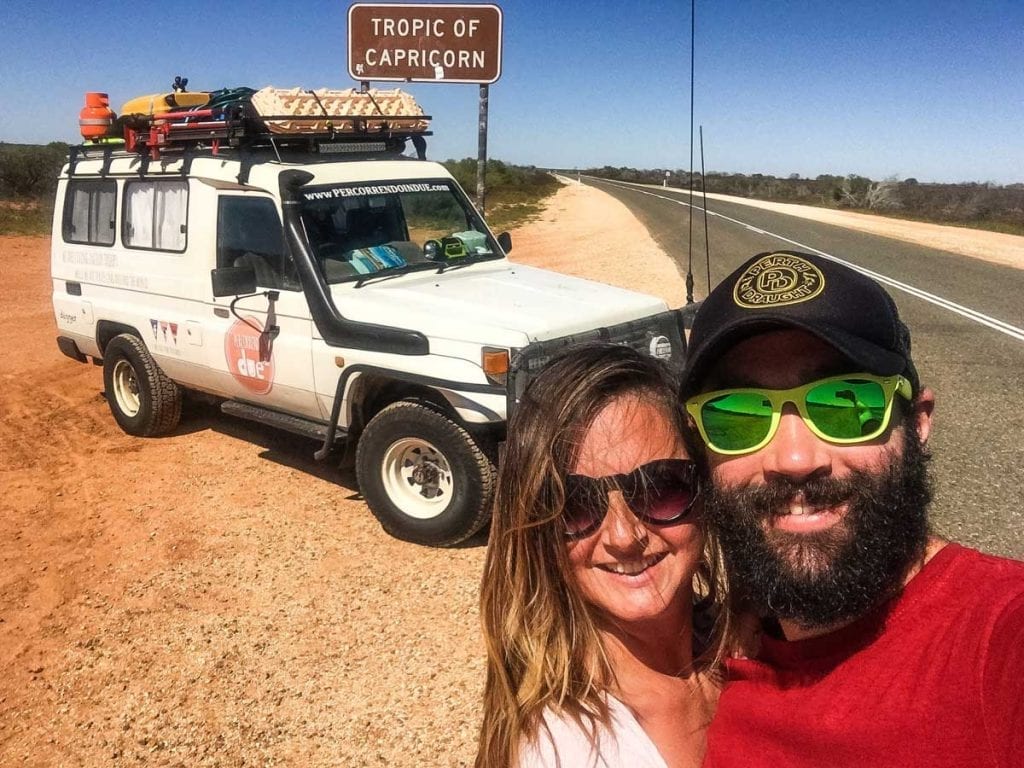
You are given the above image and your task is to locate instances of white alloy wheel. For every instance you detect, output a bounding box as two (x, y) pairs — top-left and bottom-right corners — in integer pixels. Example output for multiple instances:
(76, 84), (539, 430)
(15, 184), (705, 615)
(101, 334), (182, 437)
(380, 437), (454, 519)
(355, 400), (495, 546)
(111, 358), (142, 417)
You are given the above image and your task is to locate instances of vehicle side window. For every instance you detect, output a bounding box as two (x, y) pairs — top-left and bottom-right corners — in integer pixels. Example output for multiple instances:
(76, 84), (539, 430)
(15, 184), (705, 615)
(217, 196), (298, 290)
(123, 180), (188, 252)
(63, 180), (116, 246)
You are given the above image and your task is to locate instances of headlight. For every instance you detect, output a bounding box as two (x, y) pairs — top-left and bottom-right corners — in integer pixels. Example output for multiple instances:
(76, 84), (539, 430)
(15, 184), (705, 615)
(481, 347), (510, 386)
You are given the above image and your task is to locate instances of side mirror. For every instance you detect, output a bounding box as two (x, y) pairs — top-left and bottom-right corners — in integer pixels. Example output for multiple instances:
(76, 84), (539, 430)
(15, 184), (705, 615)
(497, 231), (512, 254)
(211, 265), (257, 297)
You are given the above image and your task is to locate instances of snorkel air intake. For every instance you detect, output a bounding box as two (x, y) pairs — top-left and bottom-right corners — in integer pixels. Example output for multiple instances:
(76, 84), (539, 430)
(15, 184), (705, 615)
(279, 169), (429, 355)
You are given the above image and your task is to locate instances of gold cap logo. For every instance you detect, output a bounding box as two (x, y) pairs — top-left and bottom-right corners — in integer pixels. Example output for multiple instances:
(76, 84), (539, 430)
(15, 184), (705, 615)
(733, 253), (825, 308)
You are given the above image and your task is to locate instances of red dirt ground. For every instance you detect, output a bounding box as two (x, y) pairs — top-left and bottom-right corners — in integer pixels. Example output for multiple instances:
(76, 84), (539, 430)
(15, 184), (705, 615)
(0, 182), (680, 767)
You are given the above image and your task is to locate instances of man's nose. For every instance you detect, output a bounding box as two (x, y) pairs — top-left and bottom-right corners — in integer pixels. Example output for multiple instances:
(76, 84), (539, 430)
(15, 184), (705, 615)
(761, 403), (832, 482)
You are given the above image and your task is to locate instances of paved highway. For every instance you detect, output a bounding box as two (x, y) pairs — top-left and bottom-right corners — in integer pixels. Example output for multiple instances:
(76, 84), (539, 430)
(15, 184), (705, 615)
(586, 176), (1024, 559)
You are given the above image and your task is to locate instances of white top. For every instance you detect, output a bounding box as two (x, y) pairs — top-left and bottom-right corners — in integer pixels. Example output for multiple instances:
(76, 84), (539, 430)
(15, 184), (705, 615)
(518, 695), (668, 768)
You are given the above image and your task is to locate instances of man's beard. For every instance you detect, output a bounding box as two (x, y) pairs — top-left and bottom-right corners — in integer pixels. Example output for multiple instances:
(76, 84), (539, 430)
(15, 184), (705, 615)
(704, 425), (932, 631)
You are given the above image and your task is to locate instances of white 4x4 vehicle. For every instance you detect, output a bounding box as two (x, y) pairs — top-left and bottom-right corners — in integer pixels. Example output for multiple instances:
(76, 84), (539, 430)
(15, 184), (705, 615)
(52, 88), (689, 545)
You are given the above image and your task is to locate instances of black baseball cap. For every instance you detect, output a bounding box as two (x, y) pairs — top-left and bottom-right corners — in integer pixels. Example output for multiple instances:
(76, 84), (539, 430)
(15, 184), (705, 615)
(682, 250), (919, 397)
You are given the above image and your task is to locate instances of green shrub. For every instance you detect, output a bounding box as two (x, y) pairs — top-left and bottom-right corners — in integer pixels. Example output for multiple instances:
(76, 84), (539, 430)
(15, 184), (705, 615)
(0, 200), (53, 235)
(0, 142), (68, 199)
(0, 142), (68, 235)
(443, 159), (560, 230)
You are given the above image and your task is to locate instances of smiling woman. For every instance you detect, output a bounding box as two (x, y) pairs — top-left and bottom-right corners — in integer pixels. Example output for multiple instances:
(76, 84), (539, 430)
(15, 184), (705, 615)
(476, 344), (735, 768)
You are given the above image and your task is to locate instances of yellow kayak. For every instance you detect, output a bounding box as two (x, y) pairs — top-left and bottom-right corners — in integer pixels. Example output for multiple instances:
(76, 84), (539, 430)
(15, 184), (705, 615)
(120, 91), (209, 115)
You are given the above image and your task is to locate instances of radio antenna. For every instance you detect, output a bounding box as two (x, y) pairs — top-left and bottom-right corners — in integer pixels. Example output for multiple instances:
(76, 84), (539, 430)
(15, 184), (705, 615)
(700, 124), (711, 294)
(685, 0), (696, 304)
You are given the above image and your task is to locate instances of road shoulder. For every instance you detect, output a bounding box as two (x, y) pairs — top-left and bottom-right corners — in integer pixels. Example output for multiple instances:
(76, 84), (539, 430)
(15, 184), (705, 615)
(625, 181), (1024, 271)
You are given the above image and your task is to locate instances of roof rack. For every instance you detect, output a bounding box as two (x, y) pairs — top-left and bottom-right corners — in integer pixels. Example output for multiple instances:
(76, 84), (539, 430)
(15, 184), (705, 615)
(120, 87), (432, 161)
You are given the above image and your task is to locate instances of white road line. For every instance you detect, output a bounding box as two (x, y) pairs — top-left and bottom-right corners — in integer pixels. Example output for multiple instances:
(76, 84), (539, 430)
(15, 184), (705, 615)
(593, 178), (1024, 343)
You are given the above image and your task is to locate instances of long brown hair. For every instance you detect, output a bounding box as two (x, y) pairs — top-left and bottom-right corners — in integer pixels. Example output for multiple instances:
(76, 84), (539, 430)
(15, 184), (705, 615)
(476, 344), (731, 767)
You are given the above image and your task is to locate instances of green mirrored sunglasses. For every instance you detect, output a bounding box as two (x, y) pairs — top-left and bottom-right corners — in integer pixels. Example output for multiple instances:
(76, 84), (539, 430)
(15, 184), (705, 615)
(685, 373), (913, 456)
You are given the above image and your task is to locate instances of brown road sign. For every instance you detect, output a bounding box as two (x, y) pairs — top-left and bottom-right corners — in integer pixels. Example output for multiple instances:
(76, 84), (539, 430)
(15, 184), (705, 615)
(348, 3), (503, 84)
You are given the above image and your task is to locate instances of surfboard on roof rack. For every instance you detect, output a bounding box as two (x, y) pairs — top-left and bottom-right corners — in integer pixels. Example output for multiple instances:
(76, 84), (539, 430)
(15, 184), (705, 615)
(119, 75), (210, 116)
(120, 90), (211, 116)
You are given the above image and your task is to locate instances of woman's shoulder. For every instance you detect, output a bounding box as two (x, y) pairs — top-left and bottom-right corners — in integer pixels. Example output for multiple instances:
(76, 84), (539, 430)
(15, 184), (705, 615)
(517, 696), (667, 768)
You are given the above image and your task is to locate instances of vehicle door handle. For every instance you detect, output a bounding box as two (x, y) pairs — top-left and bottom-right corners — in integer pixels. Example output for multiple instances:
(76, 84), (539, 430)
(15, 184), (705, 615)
(214, 308), (229, 318)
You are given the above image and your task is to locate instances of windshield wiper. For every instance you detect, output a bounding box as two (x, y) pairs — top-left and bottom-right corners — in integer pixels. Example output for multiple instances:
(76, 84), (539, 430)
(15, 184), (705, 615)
(353, 261), (438, 287)
(435, 253), (502, 274)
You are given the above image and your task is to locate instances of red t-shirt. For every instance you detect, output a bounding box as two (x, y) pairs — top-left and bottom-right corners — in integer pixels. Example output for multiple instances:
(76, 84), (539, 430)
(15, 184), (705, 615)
(704, 544), (1024, 768)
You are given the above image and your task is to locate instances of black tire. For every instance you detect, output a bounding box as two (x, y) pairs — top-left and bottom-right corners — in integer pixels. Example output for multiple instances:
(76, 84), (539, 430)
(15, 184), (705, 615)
(102, 333), (182, 437)
(355, 400), (495, 546)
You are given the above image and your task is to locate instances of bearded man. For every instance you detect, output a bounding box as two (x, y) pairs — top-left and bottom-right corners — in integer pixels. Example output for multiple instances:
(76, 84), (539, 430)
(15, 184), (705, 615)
(680, 251), (1024, 767)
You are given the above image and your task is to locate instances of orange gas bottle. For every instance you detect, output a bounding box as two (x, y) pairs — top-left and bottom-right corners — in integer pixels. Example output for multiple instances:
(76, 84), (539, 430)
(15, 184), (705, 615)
(79, 92), (115, 141)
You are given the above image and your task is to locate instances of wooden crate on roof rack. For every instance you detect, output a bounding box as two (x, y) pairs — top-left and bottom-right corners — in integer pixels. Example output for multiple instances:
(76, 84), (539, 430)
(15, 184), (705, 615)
(251, 87), (430, 134)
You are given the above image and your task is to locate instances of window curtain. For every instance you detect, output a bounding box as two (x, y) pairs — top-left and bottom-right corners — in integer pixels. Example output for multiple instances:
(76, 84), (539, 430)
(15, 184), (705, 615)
(124, 181), (187, 250)
(155, 182), (187, 250)
(125, 183), (154, 248)
(70, 187), (92, 241)
(93, 187), (116, 245)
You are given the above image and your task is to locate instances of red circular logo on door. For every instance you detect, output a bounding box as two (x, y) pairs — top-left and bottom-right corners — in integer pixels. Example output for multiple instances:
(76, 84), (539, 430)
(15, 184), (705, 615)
(225, 317), (274, 395)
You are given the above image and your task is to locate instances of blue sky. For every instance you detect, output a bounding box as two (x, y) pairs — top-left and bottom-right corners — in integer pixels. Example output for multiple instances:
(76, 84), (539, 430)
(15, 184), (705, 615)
(2, 0), (1021, 183)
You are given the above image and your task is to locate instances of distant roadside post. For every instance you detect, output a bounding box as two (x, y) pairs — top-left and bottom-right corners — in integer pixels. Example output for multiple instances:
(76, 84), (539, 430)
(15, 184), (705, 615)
(347, 3), (503, 212)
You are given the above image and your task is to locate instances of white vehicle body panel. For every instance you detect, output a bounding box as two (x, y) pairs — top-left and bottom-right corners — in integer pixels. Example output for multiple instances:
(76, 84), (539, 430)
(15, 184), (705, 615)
(51, 152), (678, 433)
(327, 262), (666, 348)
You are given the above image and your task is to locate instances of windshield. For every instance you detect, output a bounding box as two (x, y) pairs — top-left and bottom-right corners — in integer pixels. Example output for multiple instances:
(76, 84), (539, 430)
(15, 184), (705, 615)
(297, 180), (501, 283)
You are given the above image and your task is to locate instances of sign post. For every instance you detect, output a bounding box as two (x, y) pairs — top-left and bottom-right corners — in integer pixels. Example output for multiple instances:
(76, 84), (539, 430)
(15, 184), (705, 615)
(348, 3), (503, 212)
(477, 84), (488, 212)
